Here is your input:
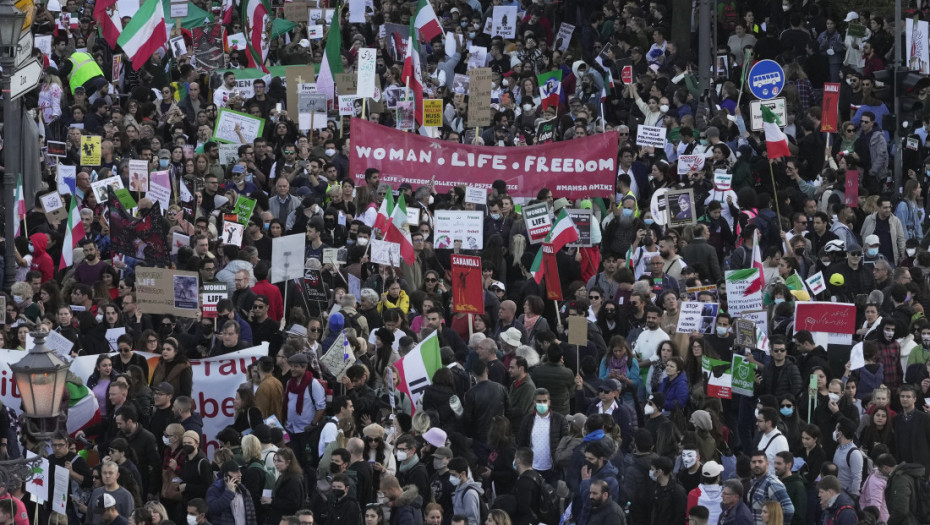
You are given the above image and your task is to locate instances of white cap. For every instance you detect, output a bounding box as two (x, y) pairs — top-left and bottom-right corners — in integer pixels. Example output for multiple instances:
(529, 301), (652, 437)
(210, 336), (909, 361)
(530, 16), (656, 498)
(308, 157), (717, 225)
(702, 461), (724, 477)
(865, 234), (880, 246)
(298, 39), (311, 48)
(844, 12), (859, 22)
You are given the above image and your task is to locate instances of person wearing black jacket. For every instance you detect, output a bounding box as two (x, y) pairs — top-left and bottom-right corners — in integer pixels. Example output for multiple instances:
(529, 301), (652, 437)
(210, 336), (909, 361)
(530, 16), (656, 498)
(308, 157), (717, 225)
(893, 384), (930, 470)
(649, 456), (687, 525)
(395, 434), (431, 503)
(115, 405), (160, 498)
(325, 474), (361, 525)
(48, 431), (94, 525)
(794, 330), (829, 381)
(517, 389), (569, 481)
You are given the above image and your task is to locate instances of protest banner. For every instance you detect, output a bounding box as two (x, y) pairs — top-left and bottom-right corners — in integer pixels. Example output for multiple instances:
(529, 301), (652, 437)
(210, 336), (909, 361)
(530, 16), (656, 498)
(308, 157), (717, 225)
(349, 118), (617, 199)
(566, 209), (592, 247)
(136, 267), (200, 317)
(555, 22), (574, 51)
(821, 83), (840, 132)
(734, 319), (756, 348)
(523, 202), (552, 244)
(423, 99), (443, 127)
(451, 255), (484, 314)
(40, 192), (66, 223)
(677, 301), (718, 333)
(635, 125), (665, 148)
(271, 234), (305, 283)
(200, 282), (228, 318)
(303, 269), (329, 303)
(794, 302), (857, 344)
(432, 210), (484, 250)
(702, 356), (732, 399)
(213, 109), (265, 144)
(356, 47), (378, 98)
(542, 243), (563, 301)
(80, 136), (101, 165)
(192, 24), (225, 72)
(677, 155), (705, 175)
(467, 68), (493, 127)
(731, 354), (756, 396)
(725, 268), (764, 316)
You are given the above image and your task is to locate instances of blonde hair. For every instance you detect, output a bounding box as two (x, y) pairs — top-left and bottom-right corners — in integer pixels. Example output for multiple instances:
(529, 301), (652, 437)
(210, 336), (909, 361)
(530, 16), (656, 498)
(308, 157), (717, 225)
(241, 434), (262, 462)
(762, 501), (784, 525)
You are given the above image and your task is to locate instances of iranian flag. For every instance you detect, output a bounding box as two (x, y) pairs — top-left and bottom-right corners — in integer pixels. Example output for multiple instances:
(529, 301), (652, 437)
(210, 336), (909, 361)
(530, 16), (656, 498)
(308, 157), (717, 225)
(401, 19), (424, 125)
(93, 0), (122, 48)
(413, 0), (443, 42)
(785, 271), (811, 301)
(385, 194), (415, 265)
(12, 173), (24, 239)
(761, 105), (791, 159)
(394, 330), (441, 409)
(530, 209), (579, 283)
(61, 194), (85, 269)
(116, 0), (167, 70)
(243, 0), (270, 73)
(374, 189), (394, 232)
(316, 5), (343, 103)
(538, 70), (562, 109)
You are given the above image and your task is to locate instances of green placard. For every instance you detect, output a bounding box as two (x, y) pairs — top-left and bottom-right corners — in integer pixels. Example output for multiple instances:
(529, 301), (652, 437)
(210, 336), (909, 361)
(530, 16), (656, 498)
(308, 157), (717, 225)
(847, 23), (866, 37)
(114, 188), (137, 209)
(234, 195), (257, 225)
(731, 354), (756, 396)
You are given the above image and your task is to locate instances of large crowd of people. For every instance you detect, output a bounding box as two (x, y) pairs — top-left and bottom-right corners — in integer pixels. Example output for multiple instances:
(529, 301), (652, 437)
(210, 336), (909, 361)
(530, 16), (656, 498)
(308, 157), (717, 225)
(3, 0), (930, 524)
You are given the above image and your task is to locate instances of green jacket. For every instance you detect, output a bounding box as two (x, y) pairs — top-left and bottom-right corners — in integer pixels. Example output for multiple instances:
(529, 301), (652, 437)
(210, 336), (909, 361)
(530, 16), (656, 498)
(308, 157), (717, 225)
(886, 463), (926, 525)
(506, 374), (536, 428)
(782, 473), (807, 525)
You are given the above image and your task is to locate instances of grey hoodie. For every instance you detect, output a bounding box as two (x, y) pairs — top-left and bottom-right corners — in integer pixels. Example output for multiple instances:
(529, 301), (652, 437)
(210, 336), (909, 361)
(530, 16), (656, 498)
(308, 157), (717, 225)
(452, 478), (484, 525)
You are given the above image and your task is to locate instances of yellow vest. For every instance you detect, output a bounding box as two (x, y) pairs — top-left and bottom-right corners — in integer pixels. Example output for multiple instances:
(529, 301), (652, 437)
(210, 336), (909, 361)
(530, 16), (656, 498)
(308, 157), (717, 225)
(68, 52), (104, 94)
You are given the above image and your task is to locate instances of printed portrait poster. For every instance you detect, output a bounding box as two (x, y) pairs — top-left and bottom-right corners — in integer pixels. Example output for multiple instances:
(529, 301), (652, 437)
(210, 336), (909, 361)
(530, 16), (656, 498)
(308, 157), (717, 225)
(451, 255), (484, 314)
(136, 267), (200, 317)
(173, 275), (199, 310)
(678, 301), (719, 334)
(555, 23), (574, 52)
(666, 188), (696, 226)
(491, 5), (517, 38)
(128, 159), (149, 192)
(222, 214), (244, 247)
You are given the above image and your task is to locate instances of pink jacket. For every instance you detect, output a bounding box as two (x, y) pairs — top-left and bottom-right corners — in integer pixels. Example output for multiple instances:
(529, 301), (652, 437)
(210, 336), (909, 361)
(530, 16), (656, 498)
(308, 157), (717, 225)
(859, 470), (889, 522)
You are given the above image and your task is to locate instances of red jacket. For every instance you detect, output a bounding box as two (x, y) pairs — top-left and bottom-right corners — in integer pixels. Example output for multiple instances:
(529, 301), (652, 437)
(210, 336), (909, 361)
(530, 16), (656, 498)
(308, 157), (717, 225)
(29, 233), (54, 282)
(251, 280), (283, 321)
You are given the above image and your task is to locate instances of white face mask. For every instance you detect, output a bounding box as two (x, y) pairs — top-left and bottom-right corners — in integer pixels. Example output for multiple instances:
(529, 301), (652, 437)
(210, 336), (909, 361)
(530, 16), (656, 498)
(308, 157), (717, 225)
(828, 392), (841, 404)
(325, 148), (337, 157)
(832, 430), (841, 442)
(644, 404), (655, 416)
(95, 313), (104, 323)
(187, 516), (198, 525)
(396, 451), (407, 462)
(648, 469), (658, 481)
(907, 248), (917, 257)
(754, 408), (760, 419)
(523, 103), (534, 112)
(357, 237), (369, 246)
(659, 104), (669, 113)
(163, 436), (171, 446)
(681, 450), (697, 468)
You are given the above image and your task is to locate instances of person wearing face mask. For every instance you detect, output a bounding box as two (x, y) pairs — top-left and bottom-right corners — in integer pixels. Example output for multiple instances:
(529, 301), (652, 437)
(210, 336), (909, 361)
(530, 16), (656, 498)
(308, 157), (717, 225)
(677, 445), (704, 493)
(393, 433), (431, 503)
(573, 439), (620, 525)
(813, 379), (860, 458)
(324, 474), (361, 525)
(427, 446), (454, 522)
(873, 317), (904, 391)
(643, 392), (669, 437)
(649, 456), (687, 525)
(516, 390), (569, 483)
(185, 498), (209, 525)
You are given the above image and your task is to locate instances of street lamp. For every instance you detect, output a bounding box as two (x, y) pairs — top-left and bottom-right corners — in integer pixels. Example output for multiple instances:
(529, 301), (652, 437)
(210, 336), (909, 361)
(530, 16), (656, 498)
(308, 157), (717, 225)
(0, 0), (24, 293)
(0, 331), (71, 492)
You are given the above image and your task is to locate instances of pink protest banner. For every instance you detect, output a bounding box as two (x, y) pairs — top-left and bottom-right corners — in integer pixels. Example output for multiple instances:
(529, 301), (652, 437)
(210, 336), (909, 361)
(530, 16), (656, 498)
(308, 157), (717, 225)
(348, 117), (618, 199)
(794, 302), (857, 335)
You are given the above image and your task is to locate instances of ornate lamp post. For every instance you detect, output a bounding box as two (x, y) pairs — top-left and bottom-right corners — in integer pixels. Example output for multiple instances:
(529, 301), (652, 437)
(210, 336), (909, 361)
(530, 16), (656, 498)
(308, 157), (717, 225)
(0, 0), (25, 292)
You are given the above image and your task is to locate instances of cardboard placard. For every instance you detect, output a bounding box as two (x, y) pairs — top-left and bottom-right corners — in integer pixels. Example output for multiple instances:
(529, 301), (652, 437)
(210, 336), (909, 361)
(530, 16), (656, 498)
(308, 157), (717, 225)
(466, 68), (492, 127)
(334, 72), (358, 95)
(283, 1), (309, 21)
(136, 267), (200, 317)
(286, 65), (317, 113)
(40, 192), (66, 222)
(568, 315), (588, 345)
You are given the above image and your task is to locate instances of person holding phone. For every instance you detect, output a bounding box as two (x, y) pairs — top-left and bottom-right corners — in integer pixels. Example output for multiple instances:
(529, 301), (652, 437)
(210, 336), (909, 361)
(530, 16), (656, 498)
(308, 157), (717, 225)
(206, 460), (258, 524)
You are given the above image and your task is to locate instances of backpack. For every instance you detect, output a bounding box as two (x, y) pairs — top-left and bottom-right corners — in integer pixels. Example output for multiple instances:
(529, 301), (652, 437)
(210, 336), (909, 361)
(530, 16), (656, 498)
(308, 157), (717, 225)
(465, 485), (489, 524)
(530, 471), (562, 525)
(845, 447), (873, 490)
(248, 459), (276, 491)
(752, 209), (780, 247)
(261, 449), (278, 481)
(913, 473), (930, 523)
(306, 415), (338, 468)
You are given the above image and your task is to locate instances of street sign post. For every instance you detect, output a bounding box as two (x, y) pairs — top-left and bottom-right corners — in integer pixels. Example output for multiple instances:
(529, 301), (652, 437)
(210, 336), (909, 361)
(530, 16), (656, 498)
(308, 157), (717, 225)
(15, 30), (32, 68)
(747, 59), (785, 100)
(9, 58), (40, 100)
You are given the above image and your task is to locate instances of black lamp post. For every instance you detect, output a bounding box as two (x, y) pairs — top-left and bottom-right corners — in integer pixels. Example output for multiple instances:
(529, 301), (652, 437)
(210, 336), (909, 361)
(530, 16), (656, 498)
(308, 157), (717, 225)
(0, 0), (25, 292)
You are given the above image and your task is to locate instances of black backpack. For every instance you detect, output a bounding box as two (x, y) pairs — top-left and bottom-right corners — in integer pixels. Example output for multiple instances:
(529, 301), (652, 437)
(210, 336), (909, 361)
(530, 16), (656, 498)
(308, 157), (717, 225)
(465, 485), (489, 524)
(845, 447), (873, 491)
(305, 415), (337, 468)
(914, 475), (930, 523)
(530, 471), (562, 525)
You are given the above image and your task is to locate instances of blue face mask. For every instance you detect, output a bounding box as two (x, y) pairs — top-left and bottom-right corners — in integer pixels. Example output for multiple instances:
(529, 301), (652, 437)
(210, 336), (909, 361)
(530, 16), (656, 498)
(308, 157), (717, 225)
(780, 407), (794, 417)
(490, 213), (501, 220)
(621, 208), (634, 217)
(159, 158), (169, 168)
(644, 218), (654, 226)
(866, 247), (879, 257)
(536, 402), (549, 415)
(774, 298), (785, 304)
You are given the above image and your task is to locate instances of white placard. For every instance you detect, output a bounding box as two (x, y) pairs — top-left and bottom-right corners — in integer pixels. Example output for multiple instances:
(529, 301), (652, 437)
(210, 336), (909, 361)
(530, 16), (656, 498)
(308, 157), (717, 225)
(226, 32), (247, 51)
(356, 47), (377, 98)
(677, 301), (719, 333)
(677, 155), (705, 175)
(171, 232), (190, 256)
(406, 207), (420, 228)
(35, 35), (52, 56)
(222, 220), (244, 247)
(444, 32), (459, 58)
(555, 23), (574, 51)
(40, 192), (64, 213)
(308, 24), (324, 39)
(433, 210), (484, 250)
(338, 95), (362, 116)
(52, 464), (69, 514)
(213, 109), (265, 144)
(105, 327), (126, 351)
(906, 19), (930, 74)
(271, 234), (306, 283)
(46, 330), (74, 357)
(169, 35), (188, 57)
(712, 170), (733, 189)
(491, 6), (517, 38)
(850, 342), (865, 370)
(57, 164), (76, 195)
(467, 46), (487, 70)
(348, 0), (366, 22)
(464, 186), (486, 205)
(749, 98), (787, 131)
(25, 451), (49, 503)
(370, 239), (401, 267)
(635, 125), (666, 148)
(805, 271), (827, 296)
(128, 159), (149, 192)
(90, 176), (125, 203)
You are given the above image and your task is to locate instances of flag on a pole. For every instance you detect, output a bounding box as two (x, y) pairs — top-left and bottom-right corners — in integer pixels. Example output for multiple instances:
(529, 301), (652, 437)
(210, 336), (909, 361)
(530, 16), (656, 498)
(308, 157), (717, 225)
(530, 209), (579, 283)
(116, 0), (167, 70)
(538, 70), (562, 109)
(374, 189), (394, 232)
(413, 0), (443, 42)
(93, 0), (122, 48)
(751, 229), (765, 288)
(761, 105), (791, 159)
(61, 195), (85, 269)
(316, 5), (343, 102)
(394, 330), (441, 409)
(385, 194), (415, 265)
(401, 19), (424, 125)
(243, 0), (270, 73)
(13, 173), (24, 239)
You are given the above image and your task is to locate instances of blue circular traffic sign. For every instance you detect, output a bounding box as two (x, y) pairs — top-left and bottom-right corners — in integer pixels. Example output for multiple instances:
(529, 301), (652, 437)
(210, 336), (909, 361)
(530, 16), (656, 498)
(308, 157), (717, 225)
(747, 59), (785, 100)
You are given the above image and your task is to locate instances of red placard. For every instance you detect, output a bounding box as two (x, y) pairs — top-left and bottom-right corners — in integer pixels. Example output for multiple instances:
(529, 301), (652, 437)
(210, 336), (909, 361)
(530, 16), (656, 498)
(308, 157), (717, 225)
(451, 255), (484, 314)
(621, 65), (633, 85)
(821, 83), (840, 133)
(794, 302), (857, 335)
(542, 243), (563, 301)
(349, 118), (618, 199)
(845, 170), (859, 207)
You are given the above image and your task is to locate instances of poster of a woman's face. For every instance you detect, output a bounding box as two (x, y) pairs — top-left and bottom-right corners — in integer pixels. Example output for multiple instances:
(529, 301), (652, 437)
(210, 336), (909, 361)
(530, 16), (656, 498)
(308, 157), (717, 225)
(666, 189), (696, 226)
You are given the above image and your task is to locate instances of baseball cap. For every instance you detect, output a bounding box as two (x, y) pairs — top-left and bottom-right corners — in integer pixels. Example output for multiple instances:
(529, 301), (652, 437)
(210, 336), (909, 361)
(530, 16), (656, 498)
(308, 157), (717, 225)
(158, 149), (171, 159)
(865, 234), (880, 246)
(432, 447), (453, 459)
(599, 379), (622, 392)
(94, 494), (116, 514)
(221, 460), (241, 475)
(231, 164), (246, 174)
(702, 461), (724, 477)
(154, 382), (174, 396)
(298, 39), (311, 48)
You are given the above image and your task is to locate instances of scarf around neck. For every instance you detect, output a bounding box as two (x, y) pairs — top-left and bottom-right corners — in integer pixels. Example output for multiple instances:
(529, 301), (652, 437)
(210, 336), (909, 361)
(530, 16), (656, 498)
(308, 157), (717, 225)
(286, 370), (314, 415)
